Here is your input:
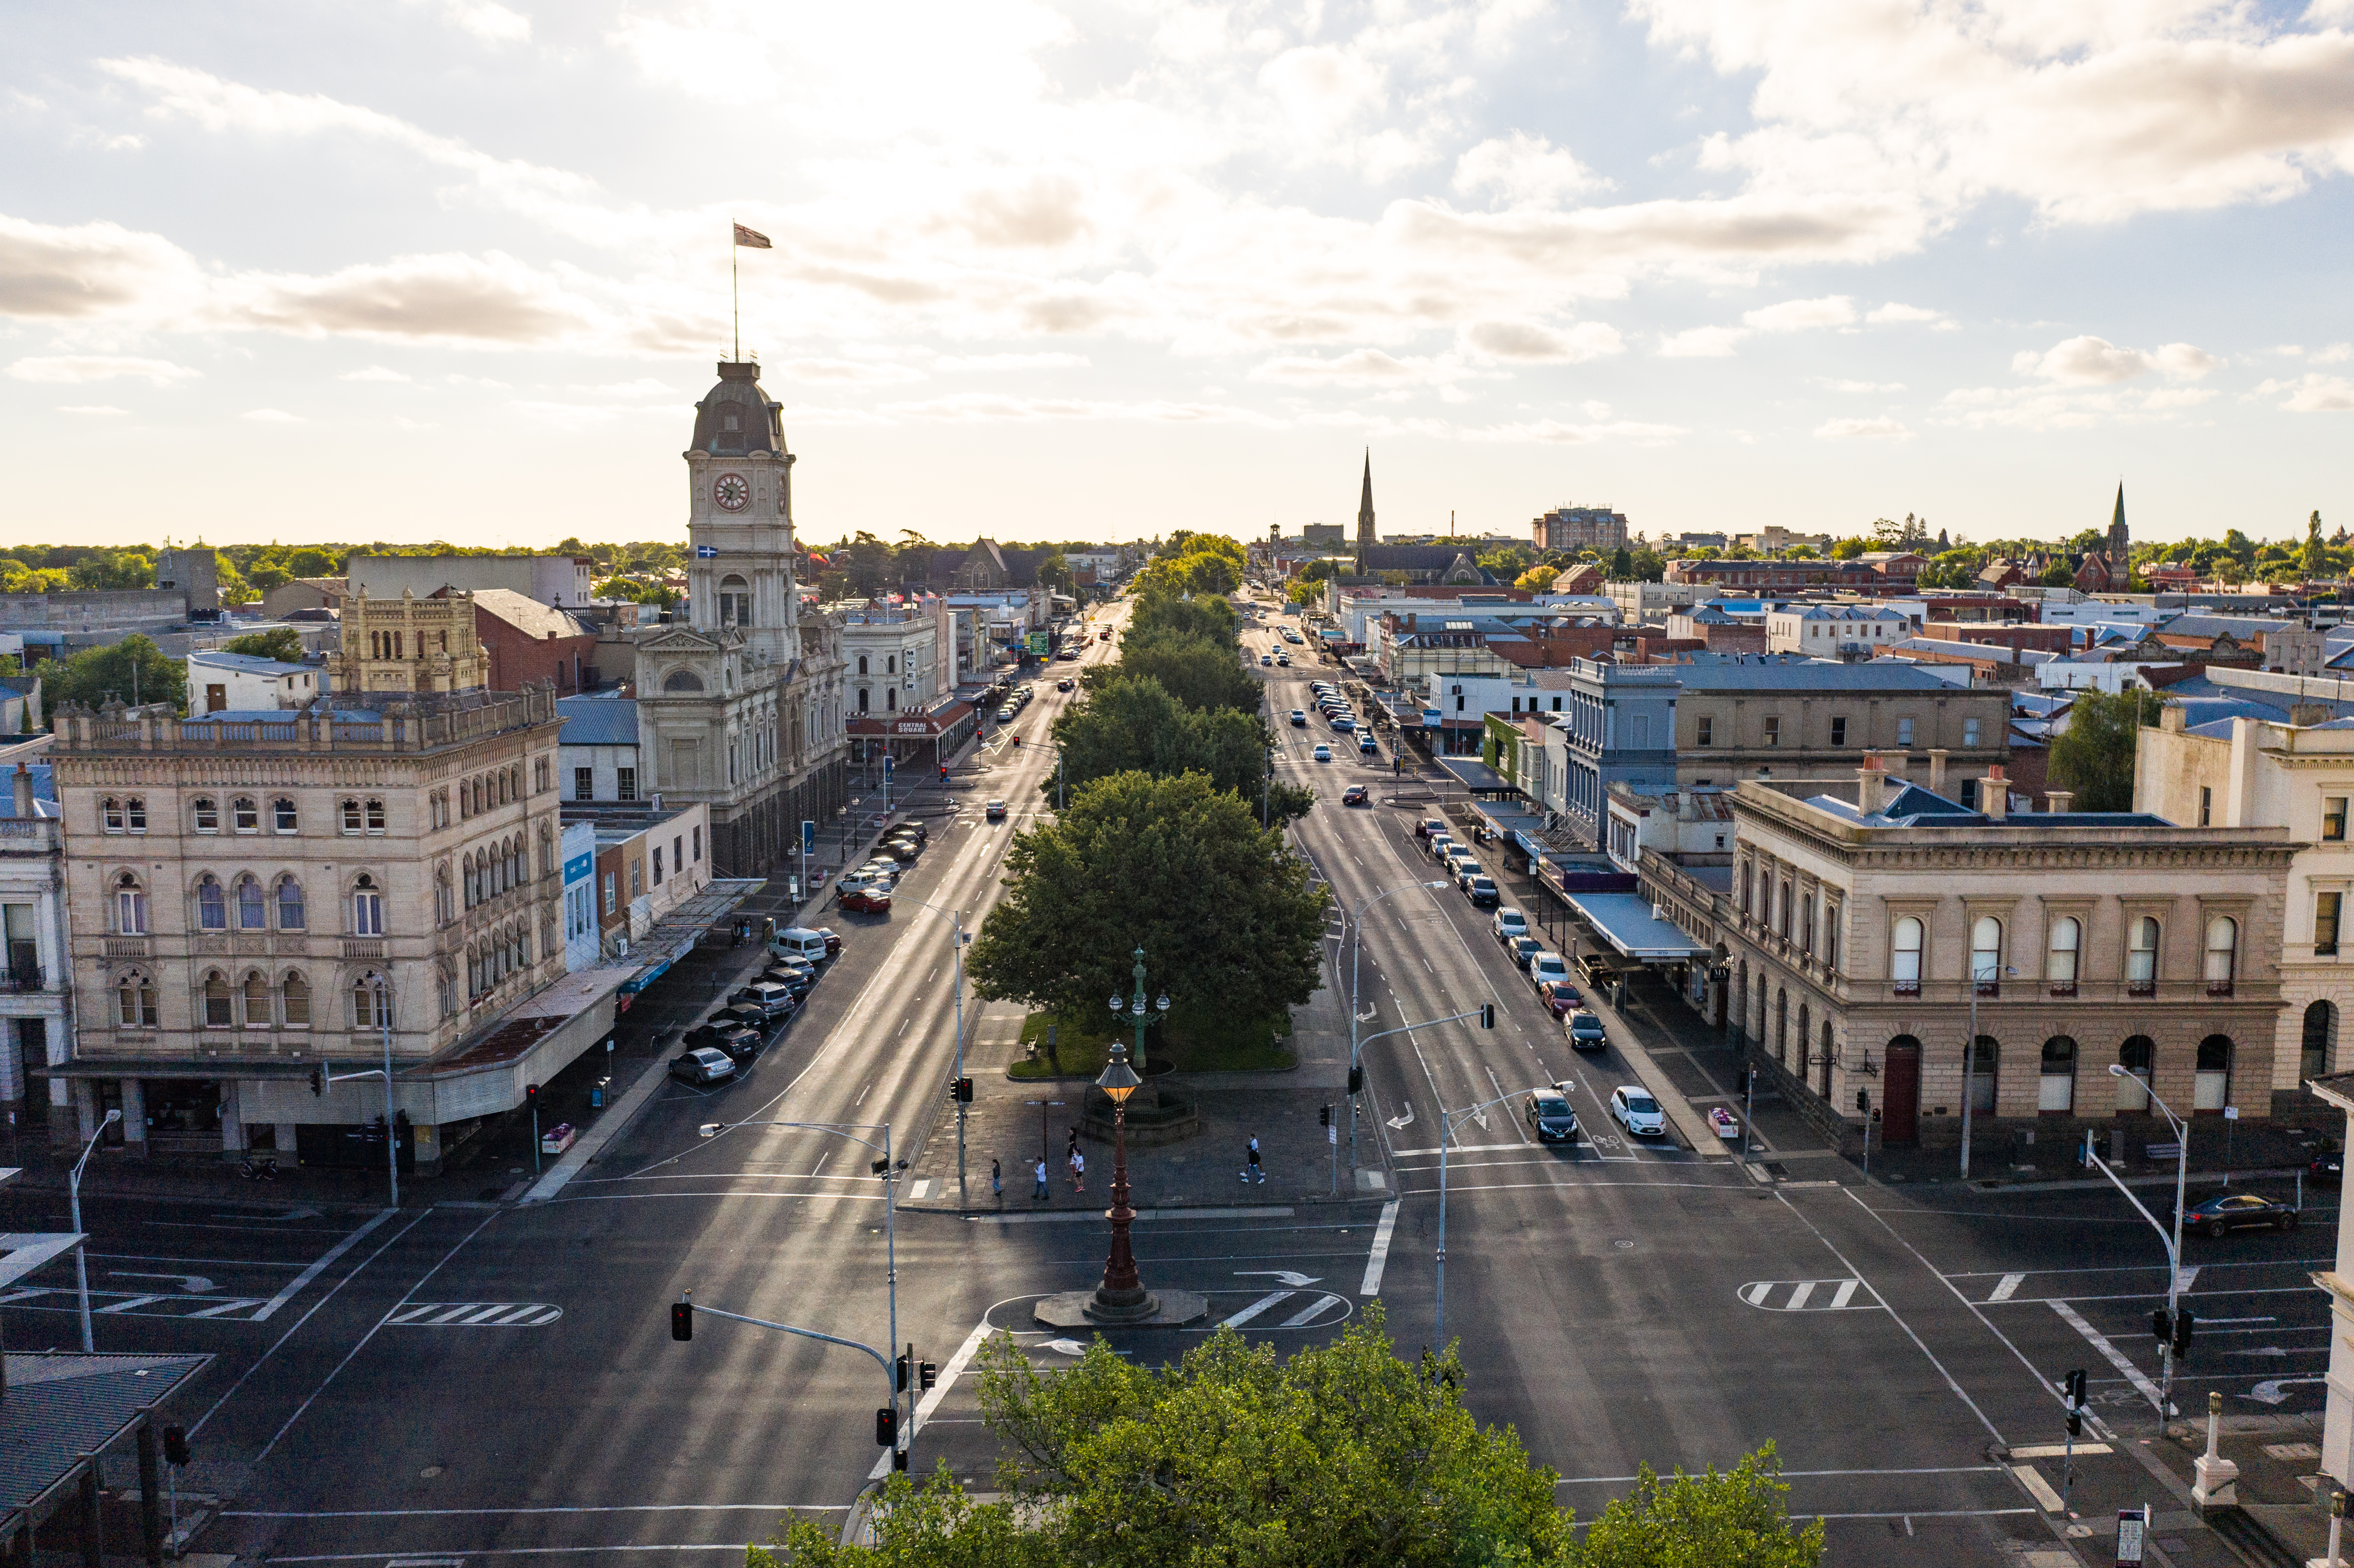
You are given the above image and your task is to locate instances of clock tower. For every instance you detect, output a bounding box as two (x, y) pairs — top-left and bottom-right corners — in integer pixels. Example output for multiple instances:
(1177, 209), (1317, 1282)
(685, 360), (800, 669)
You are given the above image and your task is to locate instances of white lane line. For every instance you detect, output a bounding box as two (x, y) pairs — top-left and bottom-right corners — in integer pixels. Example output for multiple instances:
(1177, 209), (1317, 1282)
(97, 1294), (169, 1313)
(2048, 1299), (2166, 1411)
(1359, 1200), (1399, 1295)
(2008, 1443), (2112, 1459)
(253, 1207), (400, 1322)
(2177, 1265), (2201, 1294)
(188, 1297), (269, 1319)
(867, 1317), (993, 1481)
(1786, 1281), (1815, 1311)
(2007, 1463), (2065, 1513)
(1281, 1295), (1340, 1327)
(1988, 1272), (2026, 1303)
(1222, 1290), (1296, 1327)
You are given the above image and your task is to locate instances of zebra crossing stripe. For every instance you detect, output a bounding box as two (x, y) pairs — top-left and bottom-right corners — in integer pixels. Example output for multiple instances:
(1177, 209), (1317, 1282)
(188, 1297), (268, 1319)
(387, 1301), (563, 1327)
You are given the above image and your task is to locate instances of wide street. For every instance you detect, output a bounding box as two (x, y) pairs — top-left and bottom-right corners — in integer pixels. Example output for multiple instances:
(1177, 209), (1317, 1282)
(0, 587), (2336, 1568)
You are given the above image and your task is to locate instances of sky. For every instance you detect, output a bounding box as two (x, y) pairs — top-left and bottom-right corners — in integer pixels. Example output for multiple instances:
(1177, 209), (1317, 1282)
(3, 0), (2352, 553)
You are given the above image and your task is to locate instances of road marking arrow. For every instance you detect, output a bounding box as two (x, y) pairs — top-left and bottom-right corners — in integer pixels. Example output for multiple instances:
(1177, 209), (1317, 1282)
(110, 1271), (218, 1294)
(1237, 1270), (1321, 1287)
(2248, 1377), (2327, 1405)
(1387, 1104), (1414, 1130)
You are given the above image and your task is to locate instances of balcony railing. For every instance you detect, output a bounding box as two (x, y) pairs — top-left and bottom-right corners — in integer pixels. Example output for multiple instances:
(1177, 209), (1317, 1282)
(2048, 982), (2077, 998)
(2208, 979), (2234, 997)
(343, 939), (387, 959)
(1893, 980), (1920, 997)
(0, 964), (44, 993)
(102, 936), (150, 958)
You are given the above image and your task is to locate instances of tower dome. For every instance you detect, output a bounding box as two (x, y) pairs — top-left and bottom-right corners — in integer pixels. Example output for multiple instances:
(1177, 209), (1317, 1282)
(690, 361), (784, 457)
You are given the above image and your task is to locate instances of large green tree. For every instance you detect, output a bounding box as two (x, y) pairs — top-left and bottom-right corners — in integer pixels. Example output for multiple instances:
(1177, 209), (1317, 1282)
(1102, 629), (1262, 713)
(1127, 591), (1238, 644)
(48, 635), (186, 716)
(1048, 675), (1310, 822)
(968, 769), (1326, 1028)
(220, 627), (307, 663)
(2050, 687), (2162, 812)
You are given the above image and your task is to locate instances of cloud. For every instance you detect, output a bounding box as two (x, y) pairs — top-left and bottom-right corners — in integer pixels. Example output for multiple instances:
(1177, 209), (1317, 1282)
(1249, 349), (1459, 387)
(877, 393), (1270, 424)
(1743, 295), (1855, 332)
(0, 212), (204, 319)
(1461, 417), (1686, 445)
(1815, 416), (1913, 439)
(1813, 377), (1906, 393)
(226, 251), (598, 344)
(2259, 373), (2354, 411)
(773, 358), (927, 385)
(339, 364), (413, 382)
(1866, 302), (1955, 329)
(932, 352), (1090, 372)
(241, 408), (302, 422)
(1658, 325), (1747, 358)
(1459, 320), (1624, 362)
(567, 378), (677, 398)
(57, 405), (127, 416)
(2013, 335), (2217, 385)
(1452, 132), (1605, 207)
(408, 0), (530, 43)
(8, 354), (196, 384)
(2277, 342), (2354, 363)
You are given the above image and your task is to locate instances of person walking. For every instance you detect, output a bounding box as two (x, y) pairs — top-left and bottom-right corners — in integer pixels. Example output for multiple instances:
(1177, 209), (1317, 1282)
(1066, 1125), (1080, 1162)
(991, 1158), (1003, 1198)
(1241, 1135), (1264, 1183)
(1070, 1146), (1086, 1194)
(1033, 1158), (1049, 1201)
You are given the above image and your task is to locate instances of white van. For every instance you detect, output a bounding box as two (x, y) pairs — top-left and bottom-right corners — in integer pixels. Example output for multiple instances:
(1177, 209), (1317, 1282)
(770, 927), (831, 965)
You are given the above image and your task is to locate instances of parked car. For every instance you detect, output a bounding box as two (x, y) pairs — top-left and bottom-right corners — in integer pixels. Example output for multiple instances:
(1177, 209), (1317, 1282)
(1528, 952), (1570, 990)
(1359, 736), (1380, 756)
(2311, 1146), (2343, 1187)
(1428, 831), (1455, 860)
(1312, 744), (1333, 762)
(1492, 909), (1529, 942)
(708, 1005), (767, 1032)
(1610, 1086), (1666, 1137)
(1059, 676), (1078, 688)
(841, 886), (893, 915)
(1260, 655), (1272, 666)
(1526, 1091), (1579, 1143)
(1467, 876), (1499, 908)
(2186, 1191), (2298, 1237)
(1508, 935), (1545, 971)
(1566, 1010), (1606, 1051)
(729, 982), (798, 1021)
(888, 820), (928, 846)
(758, 966), (814, 998)
(1330, 716), (1356, 733)
(1290, 709), (1308, 727)
(985, 799), (1008, 821)
(1419, 816), (1447, 839)
(878, 839), (921, 863)
(772, 927), (832, 965)
(1536, 980), (1581, 1019)
(810, 926), (843, 957)
(684, 1022), (761, 1061)
(1342, 784), (1369, 806)
(670, 1047), (737, 1086)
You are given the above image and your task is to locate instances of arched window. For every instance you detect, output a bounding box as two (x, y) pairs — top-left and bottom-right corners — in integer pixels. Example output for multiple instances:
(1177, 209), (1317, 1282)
(886, 688), (896, 711)
(353, 973), (388, 1030)
(103, 797), (124, 833)
(1967, 1036), (1998, 1113)
(1819, 1019), (1833, 1098)
(2127, 917), (2159, 995)
(115, 873), (148, 935)
(274, 796), (298, 833)
(242, 970), (272, 1029)
(236, 875), (267, 931)
(2117, 1036), (2154, 1112)
(276, 876), (305, 931)
(857, 655), (869, 675)
(663, 669), (705, 693)
(2204, 916), (2238, 996)
(1799, 893), (1814, 954)
(353, 875), (385, 937)
(1891, 916), (1923, 995)
(435, 865), (453, 926)
(539, 821), (553, 877)
(887, 654), (896, 675)
(192, 796), (219, 834)
(196, 875), (227, 931)
(1776, 880), (1790, 937)
(282, 971), (311, 1028)
(439, 965), (458, 1018)
(365, 797), (386, 834)
(233, 796), (259, 834)
(2303, 1000), (2337, 1082)
(202, 970), (233, 1028)
(1970, 916), (2002, 995)
(2039, 1037), (2077, 1113)
(2195, 1034), (2233, 1110)
(1740, 860), (1753, 914)
(2046, 917), (2080, 995)
(117, 969), (158, 1029)
(857, 688), (870, 714)
(341, 797), (363, 835)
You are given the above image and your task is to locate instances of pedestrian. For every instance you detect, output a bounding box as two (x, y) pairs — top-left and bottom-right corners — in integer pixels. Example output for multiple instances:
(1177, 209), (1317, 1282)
(991, 1158), (1003, 1198)
(1066, 1125), (1080, 1161)
(1033, 1158), (1049, 1200)
(1241, 1135), (1264, 1183)
(1070, 1147), (1086, 1193)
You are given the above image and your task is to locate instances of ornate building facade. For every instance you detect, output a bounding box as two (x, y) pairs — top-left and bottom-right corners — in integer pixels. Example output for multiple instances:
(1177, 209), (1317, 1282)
(633, 362), (847, 876)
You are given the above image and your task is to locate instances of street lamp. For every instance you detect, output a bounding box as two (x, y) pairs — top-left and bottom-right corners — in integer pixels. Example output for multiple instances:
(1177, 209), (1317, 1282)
(2105, 1064), (2192, 1415)
(905, 897), (973, 1195)
(1344, 881), (1451, 1178)
(69, 1108), (122, 1352)
(1106, 947), (1170, 1075)
(1079, 1044), (1162, 1323)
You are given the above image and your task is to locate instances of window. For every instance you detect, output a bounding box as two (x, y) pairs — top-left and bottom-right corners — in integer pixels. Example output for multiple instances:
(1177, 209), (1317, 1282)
(630, 860), (643, 898)
(342, 798), (363, 834)
(673, 836), (684, 881)
(103, 797), (124, 833)
(192, 797), (219, 834)
(617, 767), (637, 803)
(202, 971), (232, 1028)
(115, 874), (148, 934)
(1761, 715), (1780, 747)
(1962, 718), (1981, 747)
(1892, 916), (1923, 995)
(1966, 1036), (1997, 1113)
(1799, 894), (1814, 954)
(268, 875), (302, 932)
(535, 758), (549, 794)
(234, 796), (259, 834)
(2321, 892), (2344, 957)
(354, 975), (387, 1031)
(117, 970), (158, 1029)
(1897, 716), (1914, 747)
(1739, 861), (1753, 915)
(1970, 915), (2001, 996)
(653, 847), (664, 886)
(2127, 916), (2159, 994)
(1822, 905), (1839, 970)
(2195, 1034), (2233, 1110)
(365, 798), (386, 835)
(2304, 1001), (2337, 1080)
(274, 796), (298, 833)
(2329, 797), (2349, 841)
(236, 876), (267, 931)
(603, 871), (616, 914)
(2117, 1036), (2154, 1112)
(126, 797), (145, 834)
(243, 970), (271, 1028)
(2046, 916), (2080, 995)
(1776, 880), (1790, 936)
(197, 876), (227, 931)
(353, 875), (385, 937)
(2204, 915), (2237, 995)
(692, 827), (702, 863)
(575, 767), (595, 802)
(1830, 716), (1847, 747)
(2199, 786), (2212, 827)
(2039, 1037), (2077, 1113)
(282, 971), (311, 1027)
(435, 867), (453, 926)
(858, 655), (869, 675)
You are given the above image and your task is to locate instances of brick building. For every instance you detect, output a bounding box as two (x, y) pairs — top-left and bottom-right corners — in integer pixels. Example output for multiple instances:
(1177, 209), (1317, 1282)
(463, 590), (599, 695)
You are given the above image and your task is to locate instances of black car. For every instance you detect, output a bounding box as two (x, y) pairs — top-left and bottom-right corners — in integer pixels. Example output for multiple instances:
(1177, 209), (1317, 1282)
(2186, 1191), (2298, 1237)
(685, 1023), (762, 1063)
(1526, 1091), (1579, 1142)
(892, 821), (929, 846)
(708, 1005), (767, 1031)
(759, 966), (815, 999)
(878, 839), (921, 864)
(2311, 1147), (2343, 1187)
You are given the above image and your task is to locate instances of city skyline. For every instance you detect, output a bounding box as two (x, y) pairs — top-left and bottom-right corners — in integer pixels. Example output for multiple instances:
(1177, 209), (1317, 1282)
(4, 0), (2351, 549)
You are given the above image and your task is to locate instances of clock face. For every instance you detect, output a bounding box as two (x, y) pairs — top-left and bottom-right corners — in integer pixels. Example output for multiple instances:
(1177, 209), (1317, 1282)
(713, 473), (751, 512)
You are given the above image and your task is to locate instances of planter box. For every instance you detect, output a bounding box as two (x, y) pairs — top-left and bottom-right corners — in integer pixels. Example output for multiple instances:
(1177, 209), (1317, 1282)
(540, 1124), (577, 1157)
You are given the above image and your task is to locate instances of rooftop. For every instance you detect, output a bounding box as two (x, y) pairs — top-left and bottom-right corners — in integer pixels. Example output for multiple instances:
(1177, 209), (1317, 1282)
(186, 651), (312, 676)
(557, 693), (640, 747)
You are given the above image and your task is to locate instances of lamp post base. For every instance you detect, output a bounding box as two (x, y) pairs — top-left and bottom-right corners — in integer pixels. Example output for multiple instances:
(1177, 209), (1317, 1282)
(1034, 1287), (1208, 1329)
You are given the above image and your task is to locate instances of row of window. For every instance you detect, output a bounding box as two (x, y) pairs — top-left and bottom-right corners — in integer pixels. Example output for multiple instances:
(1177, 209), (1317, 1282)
(105, 791), (551, 838)
(120, 967), (333, 1030)
(113, 871), (379, 936)
(467, 922), (537, 999)
(574, 766), (637, 803)
(1695, 716), (1983, 748)
(1886, 913), (2237, 997)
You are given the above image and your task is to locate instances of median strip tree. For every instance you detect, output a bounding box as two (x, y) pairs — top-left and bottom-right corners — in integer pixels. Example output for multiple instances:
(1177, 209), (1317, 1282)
(1047, 675), (1312, 824)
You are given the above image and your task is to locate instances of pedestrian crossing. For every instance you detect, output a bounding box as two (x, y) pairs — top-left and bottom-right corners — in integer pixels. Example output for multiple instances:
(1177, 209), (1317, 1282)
(0, 1287), (273, 1321)
(1737, 1278), (1882, 1312)
(386, 1301), (564, 1327)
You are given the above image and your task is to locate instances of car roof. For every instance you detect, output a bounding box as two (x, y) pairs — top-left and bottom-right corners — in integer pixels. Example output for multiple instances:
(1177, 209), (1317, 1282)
(1616, 1085), (1653, 1098)
(691, 1047), (732, 1064)
(1532, 1090), (1571, 1105)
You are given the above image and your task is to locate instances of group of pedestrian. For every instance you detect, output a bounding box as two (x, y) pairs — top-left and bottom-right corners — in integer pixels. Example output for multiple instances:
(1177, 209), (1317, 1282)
(984, 1131), (1267, 1201)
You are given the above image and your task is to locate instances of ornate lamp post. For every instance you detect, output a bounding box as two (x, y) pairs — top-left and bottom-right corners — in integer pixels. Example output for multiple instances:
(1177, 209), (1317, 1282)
(1083, 1044), (1158, 1322)
(1107, 946), (1169, 1074)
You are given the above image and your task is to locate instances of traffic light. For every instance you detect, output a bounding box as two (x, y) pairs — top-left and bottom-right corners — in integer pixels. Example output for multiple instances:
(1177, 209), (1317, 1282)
(1479, 1003), (1495, 1029)
(2173, 1308), (2195, 1356)
(1347, 1066), (1363, 1094)
(1855, 1089), (1870, 1113)
(671, 1299), (693, 1341)
(920, 1360), (938, 1391)
(2066, 1368), (2087, 1407)
(2066, 1407), (2083, 1438)
(525, 1082), (540, 1110)
(896, 1350), (912, 1392)
(875, 1407), (897, 1447)
(893, 1447), (910, 1471)
(2151, 1307), (2172, 1346)
(161, 1424), (191, 1467)
(1319, 1104), (1331, 1128)
(309, 1063), (324, 1096)
(952, 1077), (974, 1103)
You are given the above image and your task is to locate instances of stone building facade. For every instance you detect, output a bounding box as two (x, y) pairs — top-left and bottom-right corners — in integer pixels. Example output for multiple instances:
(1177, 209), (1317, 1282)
(328, 590), (489, 695)
(634, 362), (847, 876)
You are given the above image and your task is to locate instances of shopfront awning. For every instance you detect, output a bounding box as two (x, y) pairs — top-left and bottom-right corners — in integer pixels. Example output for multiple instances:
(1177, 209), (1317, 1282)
(1435, 757), (1520, 796)
(618, 877), (766, 996)
(1564, 892), (1711, 962)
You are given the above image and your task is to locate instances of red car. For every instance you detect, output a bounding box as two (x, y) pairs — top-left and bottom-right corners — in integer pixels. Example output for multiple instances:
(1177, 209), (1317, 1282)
(1536, 981), (1582, 1019)
(811, 926), (843, 957)
(1342, 785), (1369, 806)
(1416, 816), (1445, 838)
(840, 888), (892, 916)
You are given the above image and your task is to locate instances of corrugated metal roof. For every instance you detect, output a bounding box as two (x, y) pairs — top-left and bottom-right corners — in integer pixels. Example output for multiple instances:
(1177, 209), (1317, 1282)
(558, 695), (639, 747)
(0, 1352), (210, 1517)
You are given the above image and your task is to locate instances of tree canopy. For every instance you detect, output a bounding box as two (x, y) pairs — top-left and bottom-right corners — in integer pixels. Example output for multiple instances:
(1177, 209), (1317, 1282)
(220, 627), (307, 663)
(967, 769), (1326, 1028)
(1127, 590), (1238, 645)
(46, 635), (185, 717)
(1098, 628), (1263, 714)
(1048, 675), (1310, 822)
(2050, 687), (2161, 812)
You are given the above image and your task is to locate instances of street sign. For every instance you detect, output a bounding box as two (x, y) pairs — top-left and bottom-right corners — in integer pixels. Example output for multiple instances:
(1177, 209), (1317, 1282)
(2115, 1505), (2146, 1565)
(802, 819), (816, 854)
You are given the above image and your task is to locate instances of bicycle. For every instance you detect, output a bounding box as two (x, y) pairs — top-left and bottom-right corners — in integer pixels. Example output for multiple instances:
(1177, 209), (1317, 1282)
(239, 1156), (280, 1182)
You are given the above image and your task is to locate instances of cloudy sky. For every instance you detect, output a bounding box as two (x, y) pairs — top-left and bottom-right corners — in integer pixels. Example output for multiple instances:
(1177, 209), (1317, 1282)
(5, 0), (2352, 551)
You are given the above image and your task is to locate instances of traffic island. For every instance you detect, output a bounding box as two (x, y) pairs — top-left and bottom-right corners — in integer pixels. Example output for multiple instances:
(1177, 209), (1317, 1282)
(1033, 1287), (1209, 1329)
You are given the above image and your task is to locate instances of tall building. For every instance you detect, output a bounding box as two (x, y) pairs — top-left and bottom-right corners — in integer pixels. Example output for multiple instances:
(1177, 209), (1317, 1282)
(1354, 450), (1376, 577)
(631, 362), (847, 875)
(1532, 507), (1630, 553)
(2107, 482), (2130, 564)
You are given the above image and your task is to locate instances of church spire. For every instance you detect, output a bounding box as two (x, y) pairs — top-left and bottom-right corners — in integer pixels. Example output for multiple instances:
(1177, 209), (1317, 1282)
(1355, 450), (1376, 576)
(2108, 481), (2129, 563)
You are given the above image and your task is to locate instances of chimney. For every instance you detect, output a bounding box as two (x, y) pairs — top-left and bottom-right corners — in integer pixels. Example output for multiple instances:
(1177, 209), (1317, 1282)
(9, 766), (31, 819)
(2290, 701), (2332, 728)
(1980, 764), (2009, 821)
(2046, 789), (2074, 813)
(1856, 752), (1889, 816)
(2160, 703), (2189, 733)
(1927, 748), (1949, 796)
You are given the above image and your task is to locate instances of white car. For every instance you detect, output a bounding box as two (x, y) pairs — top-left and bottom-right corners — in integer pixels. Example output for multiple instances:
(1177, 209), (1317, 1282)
(1527, 951), (1570, 990)
(1611, 1086), (1667, 1138)
(1312, 744), (1332, 762)
(1491, 909), (1529, 943)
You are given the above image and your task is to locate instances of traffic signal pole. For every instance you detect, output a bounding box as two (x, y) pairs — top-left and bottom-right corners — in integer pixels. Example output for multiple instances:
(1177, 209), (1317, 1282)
(2080, 1086), (2192, 1417)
